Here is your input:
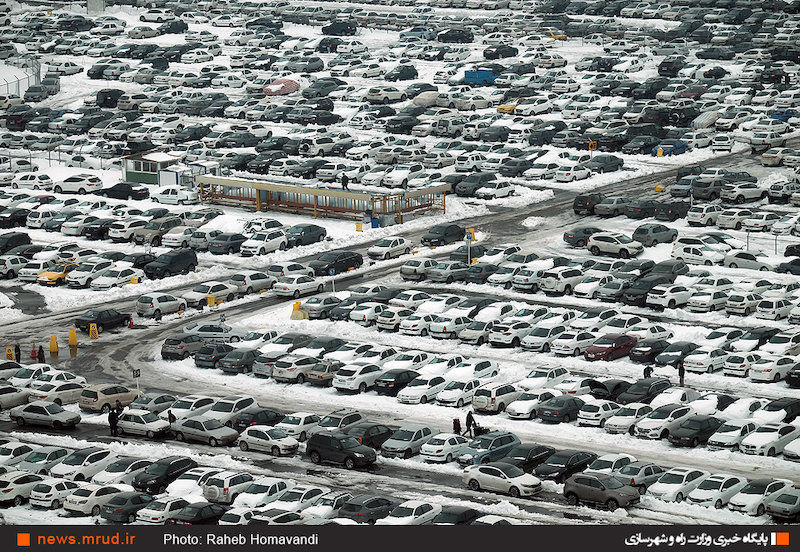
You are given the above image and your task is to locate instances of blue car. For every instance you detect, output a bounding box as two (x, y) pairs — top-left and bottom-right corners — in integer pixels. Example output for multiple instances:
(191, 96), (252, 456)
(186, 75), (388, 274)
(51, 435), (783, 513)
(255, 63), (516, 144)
(651, 139), (688, 156)
(768, 109), (800, 122)
(456, 431), (521, 466)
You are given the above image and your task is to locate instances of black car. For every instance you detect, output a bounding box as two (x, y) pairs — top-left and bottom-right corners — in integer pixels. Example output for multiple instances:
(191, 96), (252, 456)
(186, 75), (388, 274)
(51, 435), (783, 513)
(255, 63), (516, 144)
(622, 275), (673, 306)
(306, 431), (377, 469)
(322, 20), (357, 36)
(194, 343), (234, 369)
(207, 233), (247, 255)
(537, 396), (585, 423)
(100, 492), (154, 523)
(132, 456), (198, 494)
(328, 298), (367, 321)
(454, 172), (496, 197)
(464, 263), (500, 284)
(233, 408), (284, 433)
(405, 82), (438, 98)
(590, 379), (633, 401)
(308, 251), (363, 276)
(167, 502), (227, 525)
(534, 449), (598, 483)
(776, 258), (800, 275)
(286, 224), (326, 247)
(616, 377), (671, 405)
(667, 415), (724, 447)
(502, 444), (556, 473)
(96, 182), (149, 200)
(82, 218), (115, 240)
(564, 226), (602, 247)
(0, 232), (31, 254)
(217, 349), (259, 374)
(74, 309), (130, 333)
(338, 494), (394, 523)
(621, 135), (662, 155)
(144, 249), (197, 279)
(624, 199), (661, 219)
(0, 209), (30, 228)
(374, 369), (419, 396)
(438, 28), (473, 43)
(655, 341), (700, 367)
(449, 244), (487, 262)
(786, 365), (800, 389)
(572, 193), (605, 215)
(385, 65), (418, 82)
(345, 423), (393, 449)
(432, 506), (482, 525)
(655, 201), (690, 222)
(629, 339), (671, 363)
(421, 224), (465, 246)
(120, 253), (156, 270)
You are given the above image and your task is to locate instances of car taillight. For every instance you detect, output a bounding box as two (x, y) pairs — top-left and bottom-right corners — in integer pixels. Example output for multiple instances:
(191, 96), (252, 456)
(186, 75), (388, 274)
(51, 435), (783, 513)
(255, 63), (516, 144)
(631, 478), (636, 485)
(115, 508), (124, 513)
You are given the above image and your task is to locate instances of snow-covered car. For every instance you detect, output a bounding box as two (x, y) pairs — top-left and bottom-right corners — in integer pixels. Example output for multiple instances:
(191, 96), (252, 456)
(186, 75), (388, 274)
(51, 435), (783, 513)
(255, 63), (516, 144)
(707, 419), (758, 451)
(90, 267), (144, 291)
(646, 467), (710, 503)
(738, 423), (800, 456)
(237, 426), (299, 456)
(91, 458), (152, 485)
(376, 500), (442, 525)
(686, 474), (748, 509)
(728, 479), (793, 516)
(274, 412), (320, 442)
(506, 389), (562, 420)
(435, 379), (481, 408)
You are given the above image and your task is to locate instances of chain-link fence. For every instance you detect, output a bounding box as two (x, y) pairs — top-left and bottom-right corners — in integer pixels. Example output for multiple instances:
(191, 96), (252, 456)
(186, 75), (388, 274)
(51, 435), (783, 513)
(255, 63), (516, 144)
(0, 55), (41, 97)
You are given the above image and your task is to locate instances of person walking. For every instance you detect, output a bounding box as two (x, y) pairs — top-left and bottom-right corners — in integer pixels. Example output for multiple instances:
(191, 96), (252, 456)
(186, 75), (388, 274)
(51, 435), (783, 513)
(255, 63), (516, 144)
(341, 173), (349, 191)
(452, 417), (461, 437)
(36, 345), (45, 363)
(465, 410), (476, 438)
(168, 410), (177, 426)
(115, 400), (123, 415)
(643, 365), (653, 379)
(14, 344), (20, 363)
(678, 363), (685, 387)
(108, 408), (119, 437)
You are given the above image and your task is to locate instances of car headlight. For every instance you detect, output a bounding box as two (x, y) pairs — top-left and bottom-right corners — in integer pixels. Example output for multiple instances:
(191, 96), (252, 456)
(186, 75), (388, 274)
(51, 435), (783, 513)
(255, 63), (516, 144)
(354, 452), (364, 458)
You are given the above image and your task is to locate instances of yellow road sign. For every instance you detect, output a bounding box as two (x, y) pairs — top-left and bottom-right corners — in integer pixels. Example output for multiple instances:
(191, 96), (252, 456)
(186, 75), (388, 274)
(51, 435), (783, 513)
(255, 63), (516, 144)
(5, 347), (13, 360)
(89, 323), (99, 340)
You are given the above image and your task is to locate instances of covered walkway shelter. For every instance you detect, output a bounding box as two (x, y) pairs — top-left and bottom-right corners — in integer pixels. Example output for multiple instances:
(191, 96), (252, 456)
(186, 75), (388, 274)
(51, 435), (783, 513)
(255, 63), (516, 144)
(196, 174), (448, 223)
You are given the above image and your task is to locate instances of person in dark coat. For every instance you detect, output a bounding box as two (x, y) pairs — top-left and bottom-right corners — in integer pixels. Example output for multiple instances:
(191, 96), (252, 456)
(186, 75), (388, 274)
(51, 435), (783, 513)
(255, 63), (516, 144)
(678, 363), (685, 387)
(452, 418), (461, 436)
(108, 409), (118, 436)
(465, 411), (476, 438)
(341, 173), (349, 190)
(115, 400), (123, 415)
(36, 346), (45, 363)
(14, 344), (20, 363)
(168, 410), (177, 425)
(643, 365), (653, 379)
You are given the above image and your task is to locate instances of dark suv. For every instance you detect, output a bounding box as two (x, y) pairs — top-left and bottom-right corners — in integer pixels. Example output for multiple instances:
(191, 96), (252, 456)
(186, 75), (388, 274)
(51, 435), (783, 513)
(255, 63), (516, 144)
(286, 224), (326, 247)
(621, 275), (673, 306)
(306, 432), (376, 469)
(616, 377), (671, 405)
(308, 251), (363, 276)
(0, 232), (31, 254)
(144, 249), (198, 279)
(132, 456), (197, 494)
(572, 193), (605, 215)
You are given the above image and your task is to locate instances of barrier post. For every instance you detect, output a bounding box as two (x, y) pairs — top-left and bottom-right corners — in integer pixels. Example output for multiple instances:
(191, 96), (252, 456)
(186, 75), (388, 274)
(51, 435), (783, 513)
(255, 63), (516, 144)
(49, 335), (58, 354)
(207, 295), (216, 308)
(5, 347), (12, 360)
(89, 323), (99, 340)
(68, 329), (78, 347)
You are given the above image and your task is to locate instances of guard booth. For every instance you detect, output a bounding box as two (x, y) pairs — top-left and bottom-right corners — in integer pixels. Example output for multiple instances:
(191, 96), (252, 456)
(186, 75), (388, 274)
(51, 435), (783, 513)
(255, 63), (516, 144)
(122, 150), (183, 185)
(196, 174), (448, 224)
(158, 160), (220, 189)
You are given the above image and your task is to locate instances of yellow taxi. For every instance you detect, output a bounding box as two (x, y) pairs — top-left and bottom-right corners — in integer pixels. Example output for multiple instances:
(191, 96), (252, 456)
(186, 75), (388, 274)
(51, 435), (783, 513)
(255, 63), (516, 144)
(37, 263), (79, 286)
(497, 97), (522, 114)
(544, 29), (567, 40)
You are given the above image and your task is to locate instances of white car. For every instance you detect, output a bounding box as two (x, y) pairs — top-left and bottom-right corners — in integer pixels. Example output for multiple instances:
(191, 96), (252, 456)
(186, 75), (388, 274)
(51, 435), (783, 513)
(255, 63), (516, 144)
(272, 276), (322, 298)
(604, 403), (653, 435)
(117, 409), (170, 438)
(738, 423), (800, 456)
(367, 237), (413, 260)
(686, 474), (748, 509)
(91, 458), (152, 485)
(518, 367), (571, 390)
(232, 477), (294, 508)
(633, 404), (694, 440)
(29, 478), (81, 510)
(419, 433), (470, 463)
(53, 174), (103, 194)
(65, 260), (115, 288)
(749, 355), (795, 382)
(578, 400), (621, 427)
(646, 467), (710, 503)
(274, 412), (320, 442)
(50, 449), (120, 481)
(728, 479), (793, 516)
(0, 470), (45, 506)
(269, 484), (329, 512)
(550, 331), (597, 356)
(63, 484), (131, 516)
(646, 285), (692, 309)
(90, 267), (144, 291)
(397, 375), (447, 405)
(462, 462), (542, 497)
(237, 426), (299, 456)
(506, 389), (562, 419)
(585, 453), (637, 474)
(136, 497), (191, 524)
(722, 353), (761, 377)
(165, 467), (222, 497)
(376, 500), (442, 525)
(683, 348), (729, 373)
(158, 395), (214, 421)
(707, 419), (758, 451)
(349, 302), (388, 326)
(240, 231), (287, 256)
(435, 379), (480, 408)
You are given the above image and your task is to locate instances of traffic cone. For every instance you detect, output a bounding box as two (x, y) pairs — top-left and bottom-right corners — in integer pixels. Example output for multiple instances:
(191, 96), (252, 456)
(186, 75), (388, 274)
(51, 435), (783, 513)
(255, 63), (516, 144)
(30, 344), (37, 359)
(128, 316), (134, 329)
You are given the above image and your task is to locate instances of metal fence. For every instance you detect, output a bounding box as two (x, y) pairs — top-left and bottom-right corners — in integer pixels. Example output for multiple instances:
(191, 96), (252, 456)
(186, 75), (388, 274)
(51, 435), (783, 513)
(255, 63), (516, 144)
(0, 55), (41, 98)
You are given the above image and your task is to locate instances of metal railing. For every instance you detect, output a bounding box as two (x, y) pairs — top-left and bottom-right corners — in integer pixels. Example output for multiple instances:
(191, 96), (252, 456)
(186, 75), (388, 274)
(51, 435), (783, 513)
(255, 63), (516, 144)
(0, 55), (41, 97)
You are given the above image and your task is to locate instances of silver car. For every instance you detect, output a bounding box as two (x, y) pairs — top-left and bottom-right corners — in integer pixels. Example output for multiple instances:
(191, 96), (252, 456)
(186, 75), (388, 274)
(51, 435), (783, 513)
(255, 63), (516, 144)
(9, 401), (81, 429)
(129, 392), (177, 414)
(301, 295), (342, 319)
(381, 425), (434, 459)
(426, 261), (470, 283)
(172, 415), (240, 447)
(16, 446), (71, 475)
(229, 271), (275, 295)
(0, 385), (29, 410)
(136, 294), (187, 318)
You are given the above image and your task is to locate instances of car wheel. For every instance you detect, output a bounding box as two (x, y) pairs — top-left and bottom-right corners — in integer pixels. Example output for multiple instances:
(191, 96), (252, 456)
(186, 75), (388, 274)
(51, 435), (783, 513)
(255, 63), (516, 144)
(310, 451), (321, 464)
(54, 185), (62, 193)
(675, 492), (684, 503)
(619, 249), (629, 259)
(756, 504), (765, 516)
(359, 383), (367, 393)
(606, 498), (619, 511)
(512, 337), (520, 347)
(564, 285), (572, 295)
(271, 446), (281, 457)
(446, 276), (453, 284)
(468, 479), (480, 491)
(293, 290), (300, 298)
(51, 499), (61, 510)
(456, 399), (464, 408)
(175, 432), (184, 441)
(209, 437), (219, 447)
(153, 309), (162, 320)
(419, 395), (427, 404)
(566, 493), (579, 506)
(15, 417), (24, 427)
(590, 246), (600, 255)
(101, 403), (111, 413)
(92, 505), (100, 516)
(768, 447), (776, 457)
(145, 430), (155, 439)
(563, 414), (570, 423)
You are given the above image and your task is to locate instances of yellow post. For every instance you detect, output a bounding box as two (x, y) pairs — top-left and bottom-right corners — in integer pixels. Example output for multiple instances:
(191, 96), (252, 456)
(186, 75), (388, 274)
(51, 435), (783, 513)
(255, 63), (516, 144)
(49, 335), (58, 354)
(5, 347), (12, 360)
(69, 329), (77, 347)
(89, 323), (99, 340)
(356, 222), (363, 232)
(292, 301), (302, 311)
(206, 295), (216, 308)
(657, 148), (663, 157)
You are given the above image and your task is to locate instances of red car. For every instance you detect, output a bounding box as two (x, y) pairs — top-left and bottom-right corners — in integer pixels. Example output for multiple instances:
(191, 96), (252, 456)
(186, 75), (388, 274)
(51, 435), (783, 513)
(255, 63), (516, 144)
(584, 334), (638, 362)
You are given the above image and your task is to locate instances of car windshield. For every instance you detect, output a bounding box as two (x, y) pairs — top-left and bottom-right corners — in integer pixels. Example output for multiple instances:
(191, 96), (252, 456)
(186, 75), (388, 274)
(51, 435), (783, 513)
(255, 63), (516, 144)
(681, 418), (704, 430)
(203, 419), (224, 430)
(469, 437), (493, 450)
(390, 506), (414, 518)
(740, 481), (769, 495)
(774, 493), (800, 505)
(281, 416), (301, 425)
(391, 430), (415, 442)
(24, 451), (51, 463)
(697, 478), (725, 491)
